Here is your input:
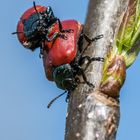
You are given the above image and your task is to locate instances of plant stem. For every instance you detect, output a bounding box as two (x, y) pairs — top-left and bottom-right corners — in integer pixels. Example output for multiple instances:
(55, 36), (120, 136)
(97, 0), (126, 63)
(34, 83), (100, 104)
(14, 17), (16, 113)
(65, 0), (129, 140)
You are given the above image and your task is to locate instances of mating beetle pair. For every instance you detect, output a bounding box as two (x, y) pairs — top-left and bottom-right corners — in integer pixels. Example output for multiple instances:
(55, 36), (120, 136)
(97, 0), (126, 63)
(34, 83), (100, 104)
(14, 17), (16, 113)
(13, 2), (103, 106)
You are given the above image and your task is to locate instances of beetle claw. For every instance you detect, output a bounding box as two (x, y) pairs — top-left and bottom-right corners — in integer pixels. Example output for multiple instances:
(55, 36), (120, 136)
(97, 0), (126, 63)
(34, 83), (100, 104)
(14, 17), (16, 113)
(99, 57), (104, 62)
(90, 57), (104, 62)
(87, 82), (95, 88)
(91, 34), (104, 42)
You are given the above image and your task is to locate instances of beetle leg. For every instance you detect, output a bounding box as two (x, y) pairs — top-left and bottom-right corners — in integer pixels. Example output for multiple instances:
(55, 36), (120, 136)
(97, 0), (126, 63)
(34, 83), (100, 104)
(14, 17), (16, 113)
(80, 56), (104, 64)
(80, 56), (104, 71)
(81, 69), (94, 87)
(77, 34), (103, 60)
(45, 32), (59, 42)
(57, 18), (63, 31)
(46, 31), (68, 40)
(77, 66), (95, 88)
(83, 34), (103, 45)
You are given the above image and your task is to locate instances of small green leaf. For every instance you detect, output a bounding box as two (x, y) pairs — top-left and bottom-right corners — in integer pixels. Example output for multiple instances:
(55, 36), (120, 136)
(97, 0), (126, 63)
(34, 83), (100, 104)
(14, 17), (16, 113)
(115, 0), (140, 67)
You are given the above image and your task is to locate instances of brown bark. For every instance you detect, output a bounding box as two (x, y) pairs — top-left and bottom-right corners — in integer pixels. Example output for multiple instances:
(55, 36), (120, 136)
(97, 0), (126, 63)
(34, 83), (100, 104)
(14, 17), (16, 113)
(65, 0), (129, 140)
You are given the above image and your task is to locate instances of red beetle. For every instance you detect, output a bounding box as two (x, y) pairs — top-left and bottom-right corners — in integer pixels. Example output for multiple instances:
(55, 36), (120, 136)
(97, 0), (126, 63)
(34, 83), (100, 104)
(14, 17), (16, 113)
(43, 20), (83, 80)
(15, 4), (47, 50)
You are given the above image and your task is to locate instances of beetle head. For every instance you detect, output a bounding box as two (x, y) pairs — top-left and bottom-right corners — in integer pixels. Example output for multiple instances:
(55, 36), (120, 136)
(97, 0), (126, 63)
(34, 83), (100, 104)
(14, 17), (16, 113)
(13, 1), (56, 51)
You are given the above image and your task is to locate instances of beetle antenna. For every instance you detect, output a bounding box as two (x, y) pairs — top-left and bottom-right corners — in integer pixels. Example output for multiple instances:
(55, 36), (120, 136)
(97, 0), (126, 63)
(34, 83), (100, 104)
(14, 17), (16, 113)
(33, 1), (42, 29)
(47, 91), (67, 108)
(12, 30), (34, 35)
(33, 1), (40, 19)
(12, 31), (24, 35)
(33, 1), (38, 13)
(80, 34), (104, 57)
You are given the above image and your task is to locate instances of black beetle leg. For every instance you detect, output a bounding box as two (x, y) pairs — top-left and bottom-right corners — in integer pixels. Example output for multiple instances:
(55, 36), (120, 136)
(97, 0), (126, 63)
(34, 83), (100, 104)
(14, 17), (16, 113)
(81, 69), (94, 87)
(77, 34), (103, 59)
(90, 57), (104, 62)
(83, 34), (103, 45)
(74, 77), (85, 85)
(77, 66), (95, 88)
(46, 32), (59, 42)
(80, 56), (104, 71)
(80, 56), (104, 64)
(79, 56), (91, 65)
(46, 31), (68, 40)
(57, 18), (63, 31)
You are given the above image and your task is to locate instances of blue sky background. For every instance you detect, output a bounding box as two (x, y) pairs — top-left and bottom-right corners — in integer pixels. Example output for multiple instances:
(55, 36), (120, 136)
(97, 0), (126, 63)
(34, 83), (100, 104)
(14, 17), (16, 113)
(0, 0), (140, 140)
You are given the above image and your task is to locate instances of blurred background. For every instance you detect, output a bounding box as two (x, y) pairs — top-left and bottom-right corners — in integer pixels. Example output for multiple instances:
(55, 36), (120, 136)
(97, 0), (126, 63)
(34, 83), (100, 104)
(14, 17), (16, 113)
(0, 0), (140, 140)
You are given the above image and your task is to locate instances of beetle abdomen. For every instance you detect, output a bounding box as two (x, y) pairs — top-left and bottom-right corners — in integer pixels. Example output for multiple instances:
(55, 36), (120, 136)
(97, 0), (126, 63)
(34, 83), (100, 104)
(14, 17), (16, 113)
(47, 20), (83, 66)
